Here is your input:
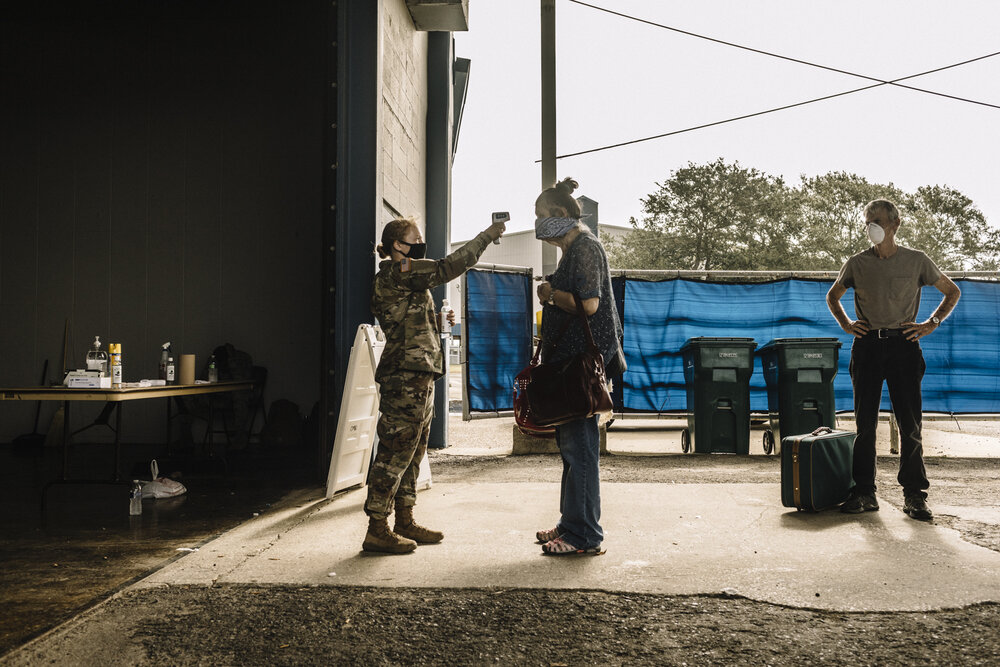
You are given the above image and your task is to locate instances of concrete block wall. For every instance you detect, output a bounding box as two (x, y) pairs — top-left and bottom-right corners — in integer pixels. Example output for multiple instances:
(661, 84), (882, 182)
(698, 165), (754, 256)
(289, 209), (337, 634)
(379, 0), (428, 232)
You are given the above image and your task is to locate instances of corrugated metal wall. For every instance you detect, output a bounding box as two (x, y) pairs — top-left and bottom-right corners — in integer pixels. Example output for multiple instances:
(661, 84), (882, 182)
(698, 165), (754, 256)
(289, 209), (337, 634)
(0, 2), (327, 443)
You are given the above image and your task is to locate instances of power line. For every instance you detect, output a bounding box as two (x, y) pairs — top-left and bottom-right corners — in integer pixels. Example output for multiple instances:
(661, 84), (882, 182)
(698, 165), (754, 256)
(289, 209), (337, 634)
(544, 5), (1000, 161)
(541, 53), (997, 161)
(543, 83), (879, 161)
(568, 0), (1000, 110)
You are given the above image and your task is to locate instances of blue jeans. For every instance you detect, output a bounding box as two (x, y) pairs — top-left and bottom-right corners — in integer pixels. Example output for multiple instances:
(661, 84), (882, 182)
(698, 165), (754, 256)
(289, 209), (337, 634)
(554, 414), (603, 549)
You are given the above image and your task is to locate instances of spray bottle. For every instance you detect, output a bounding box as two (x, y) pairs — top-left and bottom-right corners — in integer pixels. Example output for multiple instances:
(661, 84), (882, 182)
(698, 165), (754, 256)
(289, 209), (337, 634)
(158, 342), (169, 381)
(159, 342), (176, 384)
(110, 343), (123, 388)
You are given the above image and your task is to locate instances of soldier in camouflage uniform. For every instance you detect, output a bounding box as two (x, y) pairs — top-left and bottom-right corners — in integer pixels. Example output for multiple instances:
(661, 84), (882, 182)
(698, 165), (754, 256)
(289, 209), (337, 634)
(364, 215), (506, 554)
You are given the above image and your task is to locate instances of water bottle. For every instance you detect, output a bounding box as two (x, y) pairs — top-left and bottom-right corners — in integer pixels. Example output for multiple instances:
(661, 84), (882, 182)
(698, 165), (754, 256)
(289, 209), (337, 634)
(207, 355), (218, 383)
(129, 481), (143, 516)
(439, 299), (452, 336)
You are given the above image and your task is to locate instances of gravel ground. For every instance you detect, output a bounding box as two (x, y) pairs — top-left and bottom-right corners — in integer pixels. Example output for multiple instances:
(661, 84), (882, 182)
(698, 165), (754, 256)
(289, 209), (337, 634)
(8, 453), (1000, 666)
(46, 586), (991, 667)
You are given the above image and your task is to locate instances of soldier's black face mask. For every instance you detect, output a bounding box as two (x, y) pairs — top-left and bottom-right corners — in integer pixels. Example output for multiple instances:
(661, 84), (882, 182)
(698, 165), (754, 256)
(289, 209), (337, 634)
(398, 241), (427, 259)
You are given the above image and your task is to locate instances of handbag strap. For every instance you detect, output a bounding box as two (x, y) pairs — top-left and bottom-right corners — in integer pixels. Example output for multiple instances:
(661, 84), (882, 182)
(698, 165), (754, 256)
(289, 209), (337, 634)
(530, 318), (571, 366)
(533, 293), (601, 365)
(571, 294), (602, 356)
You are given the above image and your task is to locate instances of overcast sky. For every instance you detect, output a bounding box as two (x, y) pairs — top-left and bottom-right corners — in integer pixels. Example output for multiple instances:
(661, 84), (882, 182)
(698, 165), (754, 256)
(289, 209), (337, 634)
(450, 0), (1000, 242)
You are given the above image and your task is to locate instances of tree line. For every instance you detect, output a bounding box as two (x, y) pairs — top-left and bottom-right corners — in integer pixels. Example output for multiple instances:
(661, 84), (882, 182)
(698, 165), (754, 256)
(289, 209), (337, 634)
(603, 158), (1000, 272)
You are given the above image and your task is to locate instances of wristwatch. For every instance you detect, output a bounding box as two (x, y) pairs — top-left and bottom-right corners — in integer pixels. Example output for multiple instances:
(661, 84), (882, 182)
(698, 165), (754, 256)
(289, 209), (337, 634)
(931, 316), (940, 326)
(547, 290), (556, 306)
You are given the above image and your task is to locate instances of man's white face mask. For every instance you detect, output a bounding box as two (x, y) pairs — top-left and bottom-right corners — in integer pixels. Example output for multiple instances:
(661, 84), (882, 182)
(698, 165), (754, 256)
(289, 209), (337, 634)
(867, 223), (885, 245)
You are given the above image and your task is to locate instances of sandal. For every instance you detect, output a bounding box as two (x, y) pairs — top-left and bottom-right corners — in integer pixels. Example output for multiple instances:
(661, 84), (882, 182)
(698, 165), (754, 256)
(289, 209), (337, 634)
(541, 536), (606, 556)
(535, 526), (562, 544)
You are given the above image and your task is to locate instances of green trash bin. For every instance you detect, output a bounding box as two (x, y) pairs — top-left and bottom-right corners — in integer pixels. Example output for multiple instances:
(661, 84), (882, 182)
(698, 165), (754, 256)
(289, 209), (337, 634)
(757, 338), (842, 455)
(680, 337), (757, 454)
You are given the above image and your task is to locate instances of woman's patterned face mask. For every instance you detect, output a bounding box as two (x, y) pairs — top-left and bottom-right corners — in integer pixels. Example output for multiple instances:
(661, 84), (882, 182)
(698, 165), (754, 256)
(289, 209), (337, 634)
(535, 216), (579, 240)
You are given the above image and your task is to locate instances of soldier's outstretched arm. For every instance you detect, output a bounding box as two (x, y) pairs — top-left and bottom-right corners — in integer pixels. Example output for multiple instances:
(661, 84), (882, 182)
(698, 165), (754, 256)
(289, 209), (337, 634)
(395, 225), (503, 291)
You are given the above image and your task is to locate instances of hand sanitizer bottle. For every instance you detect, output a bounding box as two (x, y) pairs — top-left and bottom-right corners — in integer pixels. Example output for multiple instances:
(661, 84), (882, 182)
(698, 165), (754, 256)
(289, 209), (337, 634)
(87, 336), (109, 375)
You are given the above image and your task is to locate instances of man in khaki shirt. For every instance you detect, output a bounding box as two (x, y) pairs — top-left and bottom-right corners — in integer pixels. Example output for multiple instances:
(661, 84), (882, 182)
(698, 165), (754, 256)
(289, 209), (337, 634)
(826, 200), (961, 521)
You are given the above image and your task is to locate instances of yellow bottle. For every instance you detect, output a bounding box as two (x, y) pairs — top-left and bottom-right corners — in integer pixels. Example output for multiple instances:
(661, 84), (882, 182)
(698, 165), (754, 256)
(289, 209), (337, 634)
(109, 343), (123, 388)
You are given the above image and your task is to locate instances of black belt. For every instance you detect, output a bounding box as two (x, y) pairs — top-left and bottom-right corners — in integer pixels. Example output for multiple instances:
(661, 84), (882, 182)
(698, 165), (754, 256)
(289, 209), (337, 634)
(865, 328), (905, 339)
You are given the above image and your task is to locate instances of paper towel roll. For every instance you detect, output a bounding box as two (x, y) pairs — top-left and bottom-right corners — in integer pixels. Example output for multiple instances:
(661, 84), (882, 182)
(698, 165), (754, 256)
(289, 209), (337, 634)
(179, 354), (196, 385)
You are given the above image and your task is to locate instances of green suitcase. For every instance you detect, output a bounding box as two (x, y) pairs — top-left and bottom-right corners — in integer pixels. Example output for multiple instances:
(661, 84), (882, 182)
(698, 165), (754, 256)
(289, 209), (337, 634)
(781, 427), (855, 511)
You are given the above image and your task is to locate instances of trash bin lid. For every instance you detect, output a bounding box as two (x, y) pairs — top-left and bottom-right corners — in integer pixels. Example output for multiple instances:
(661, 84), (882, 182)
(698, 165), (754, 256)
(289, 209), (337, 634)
(758, 337), (842, 352)
(681, 337), (757, 351)
(682, 337), (756, 344)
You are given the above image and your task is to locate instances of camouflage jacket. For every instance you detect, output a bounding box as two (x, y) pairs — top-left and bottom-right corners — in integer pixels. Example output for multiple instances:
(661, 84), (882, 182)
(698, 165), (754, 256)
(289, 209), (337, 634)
(372, 231), (492, 381)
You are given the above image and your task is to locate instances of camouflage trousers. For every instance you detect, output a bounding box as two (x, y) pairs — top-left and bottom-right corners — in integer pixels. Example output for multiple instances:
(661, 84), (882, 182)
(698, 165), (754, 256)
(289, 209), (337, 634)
(365, 369), (435, 520)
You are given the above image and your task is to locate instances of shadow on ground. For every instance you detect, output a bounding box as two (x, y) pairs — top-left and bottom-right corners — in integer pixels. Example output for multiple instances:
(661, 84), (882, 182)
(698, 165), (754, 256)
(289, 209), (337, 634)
(0, 440), (316, 656)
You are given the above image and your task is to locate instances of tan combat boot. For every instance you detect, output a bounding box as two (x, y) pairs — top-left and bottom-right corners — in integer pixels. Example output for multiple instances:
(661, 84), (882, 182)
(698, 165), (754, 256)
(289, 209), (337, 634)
(394, 504), (444, 544)
(362, 516), (417, 554)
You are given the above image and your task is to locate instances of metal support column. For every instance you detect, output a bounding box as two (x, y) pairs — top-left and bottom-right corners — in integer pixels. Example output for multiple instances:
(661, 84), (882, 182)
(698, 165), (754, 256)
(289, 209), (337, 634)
(427, 31), (454, 449)
(540, 0), (558, 276)
(540, 0), (556, 190)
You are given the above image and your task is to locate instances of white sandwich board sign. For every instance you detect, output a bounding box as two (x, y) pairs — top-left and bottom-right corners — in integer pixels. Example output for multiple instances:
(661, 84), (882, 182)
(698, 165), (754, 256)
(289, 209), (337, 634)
(325, 324), (431, 498)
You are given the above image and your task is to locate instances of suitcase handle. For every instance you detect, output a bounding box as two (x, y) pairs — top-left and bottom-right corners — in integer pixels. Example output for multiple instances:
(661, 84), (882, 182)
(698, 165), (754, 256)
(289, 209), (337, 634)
(811, 426), (834, 436)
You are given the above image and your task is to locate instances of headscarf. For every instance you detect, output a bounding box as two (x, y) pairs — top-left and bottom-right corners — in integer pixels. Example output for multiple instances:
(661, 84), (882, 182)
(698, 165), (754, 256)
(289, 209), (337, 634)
(534, 216), (580, 240)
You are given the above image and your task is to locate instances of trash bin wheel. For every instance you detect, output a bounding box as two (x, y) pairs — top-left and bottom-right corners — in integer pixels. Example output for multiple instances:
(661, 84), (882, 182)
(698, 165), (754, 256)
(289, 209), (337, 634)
(762, 430), (775, 456)
(681, 428), (691, 454)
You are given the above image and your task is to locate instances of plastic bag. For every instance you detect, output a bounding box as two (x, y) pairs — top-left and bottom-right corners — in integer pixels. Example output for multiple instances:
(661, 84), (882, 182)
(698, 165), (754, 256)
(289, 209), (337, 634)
(139, 459), (187, 499)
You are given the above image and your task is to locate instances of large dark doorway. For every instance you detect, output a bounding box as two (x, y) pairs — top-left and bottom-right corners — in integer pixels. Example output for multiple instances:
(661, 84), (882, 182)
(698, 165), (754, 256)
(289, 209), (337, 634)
(0, 2), (330, 460)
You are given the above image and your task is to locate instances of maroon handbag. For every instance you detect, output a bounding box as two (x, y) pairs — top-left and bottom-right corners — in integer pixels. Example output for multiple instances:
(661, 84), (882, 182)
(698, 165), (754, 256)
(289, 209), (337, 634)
(513, 348), (556, 436)
(519, 295), (613, 427)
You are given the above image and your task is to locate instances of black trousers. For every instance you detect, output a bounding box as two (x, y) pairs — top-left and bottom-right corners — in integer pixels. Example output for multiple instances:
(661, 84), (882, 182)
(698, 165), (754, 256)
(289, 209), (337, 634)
(849, 335), (929, 498)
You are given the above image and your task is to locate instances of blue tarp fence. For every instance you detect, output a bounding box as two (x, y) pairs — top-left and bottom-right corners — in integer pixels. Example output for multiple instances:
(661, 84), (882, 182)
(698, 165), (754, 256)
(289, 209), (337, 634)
(464, 271), (1000, 416)
(464, 268), (534, 413)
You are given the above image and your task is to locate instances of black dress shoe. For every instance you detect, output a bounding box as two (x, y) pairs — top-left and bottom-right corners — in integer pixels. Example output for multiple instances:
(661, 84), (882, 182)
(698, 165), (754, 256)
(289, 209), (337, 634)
(904, 495), (933, 521)
(840, 493), (879, 513)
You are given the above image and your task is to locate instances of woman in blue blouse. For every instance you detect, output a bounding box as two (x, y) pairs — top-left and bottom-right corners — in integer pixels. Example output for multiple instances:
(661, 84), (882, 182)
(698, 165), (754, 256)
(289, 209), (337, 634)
(533, 177), (625, 556)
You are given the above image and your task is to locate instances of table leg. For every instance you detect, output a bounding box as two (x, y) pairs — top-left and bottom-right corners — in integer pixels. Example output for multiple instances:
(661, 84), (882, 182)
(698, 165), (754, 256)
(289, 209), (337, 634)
(61, 400), (70, 481)
(114, 402), (123, 482)
(206, 397), (215, 450)
(167, 396), (173, 456)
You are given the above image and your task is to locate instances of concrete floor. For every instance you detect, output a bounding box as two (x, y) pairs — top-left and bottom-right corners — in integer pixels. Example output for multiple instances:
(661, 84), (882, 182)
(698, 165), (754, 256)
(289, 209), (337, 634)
(136, 479), (1000, 612)
(2, 408), (999, 660)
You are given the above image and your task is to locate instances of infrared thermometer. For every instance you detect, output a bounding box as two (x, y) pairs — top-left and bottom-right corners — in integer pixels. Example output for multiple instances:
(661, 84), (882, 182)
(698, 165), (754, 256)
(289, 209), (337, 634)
(492, 211), (509, 244)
